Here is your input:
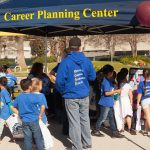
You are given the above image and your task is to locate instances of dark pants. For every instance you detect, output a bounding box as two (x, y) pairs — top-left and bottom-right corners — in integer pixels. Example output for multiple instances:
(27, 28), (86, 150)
(22, 120), (44, 150)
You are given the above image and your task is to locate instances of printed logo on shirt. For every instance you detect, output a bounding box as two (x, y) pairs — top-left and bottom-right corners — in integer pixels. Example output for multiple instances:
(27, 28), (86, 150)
(74, 69), (85, 86)
(145, 86), (150, 95)
(0, 101), (4, 108)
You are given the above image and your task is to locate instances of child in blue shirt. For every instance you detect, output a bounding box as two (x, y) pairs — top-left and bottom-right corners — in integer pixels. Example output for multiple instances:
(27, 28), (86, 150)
(31, 78), (48, 125)
(10, 79), (45, 150)
(0, 77), (12, 143)
(91, 65), (124, 138)
(3, 65), (17, 98)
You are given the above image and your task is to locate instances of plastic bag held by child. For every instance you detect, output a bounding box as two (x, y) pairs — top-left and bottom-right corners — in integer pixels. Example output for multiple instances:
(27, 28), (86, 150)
(39, 120), (54, 149)
(6, 113), (24, 138)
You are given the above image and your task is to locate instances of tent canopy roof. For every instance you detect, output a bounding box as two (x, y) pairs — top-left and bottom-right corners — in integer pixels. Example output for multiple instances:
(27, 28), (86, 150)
(0, 0), (150, 36)
(0, 0), (140, 9)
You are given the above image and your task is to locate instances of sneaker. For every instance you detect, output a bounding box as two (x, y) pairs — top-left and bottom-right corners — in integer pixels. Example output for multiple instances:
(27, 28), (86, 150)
(111, 131), (124, 138)
(83, 145), (92, 150)
(143, 131), (148, 136)
(91, 129), (105, 137)
(119, 129), (124, 133)
(128, 129), (136, 135)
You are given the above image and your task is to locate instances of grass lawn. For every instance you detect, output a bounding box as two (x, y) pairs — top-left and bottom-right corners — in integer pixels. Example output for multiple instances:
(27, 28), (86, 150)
(13, 61), (133, 77)
(47, 61), (132, 73)
(93, 61), (132, 72)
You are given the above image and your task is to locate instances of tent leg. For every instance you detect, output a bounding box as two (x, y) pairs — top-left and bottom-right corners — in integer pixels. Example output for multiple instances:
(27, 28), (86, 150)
(44, 35), (48, 73)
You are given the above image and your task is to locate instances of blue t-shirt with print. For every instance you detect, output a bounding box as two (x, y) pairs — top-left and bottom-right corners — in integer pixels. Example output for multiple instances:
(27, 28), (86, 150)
(6, 74), (17, 88)
(12, 93), (45, 123)
(0, 89), (11, 120)
(137, 81), (150, 101)
(98, 77), (114, 107)
(34, 93), (48, 124)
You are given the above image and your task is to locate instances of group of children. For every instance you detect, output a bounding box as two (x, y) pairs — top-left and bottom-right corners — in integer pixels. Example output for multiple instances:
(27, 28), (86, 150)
(0, 63), (150, 149)
(91, 65), (150, 137)
(0, 67), (48, 150)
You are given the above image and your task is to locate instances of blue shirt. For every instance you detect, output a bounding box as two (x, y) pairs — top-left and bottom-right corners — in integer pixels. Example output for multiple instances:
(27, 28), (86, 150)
(12, 93), (45, 123)
(33, 92), (48, 124)
(56, 52), (96, 99)
(6, 74), (17, 88)
(98, 77), (114, 107)
(137, 80), (150, 101)
(0, 89), (11, 120)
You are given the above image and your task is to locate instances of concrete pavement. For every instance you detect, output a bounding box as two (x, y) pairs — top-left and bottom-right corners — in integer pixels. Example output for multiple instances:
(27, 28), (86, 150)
(0, 120), (149, 150)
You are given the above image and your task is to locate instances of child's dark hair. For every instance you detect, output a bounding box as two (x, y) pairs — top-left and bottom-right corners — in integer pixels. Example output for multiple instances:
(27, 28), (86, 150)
(117, 72), (127, 88)
(0, 77), (7, 86)
(102, 64), (114, 75)
(143, 69), (150, 95)
(120, 68), (128, 76)
(20, 78), (32, 91)
(2, 65), (9, 73)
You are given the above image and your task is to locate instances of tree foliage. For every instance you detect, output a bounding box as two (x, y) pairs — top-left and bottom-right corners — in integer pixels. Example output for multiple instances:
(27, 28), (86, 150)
(30, 39), (45, 57)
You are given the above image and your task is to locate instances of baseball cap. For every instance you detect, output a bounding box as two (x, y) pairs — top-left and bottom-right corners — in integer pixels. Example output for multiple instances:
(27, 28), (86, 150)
(69, 37), (81, 49)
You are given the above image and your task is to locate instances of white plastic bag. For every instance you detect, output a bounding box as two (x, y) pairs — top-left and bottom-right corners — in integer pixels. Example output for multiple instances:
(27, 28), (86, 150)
(39, 120), (54, 149)
(136, 106), (142, 131)
(6, 114), (24, 138)
(114, 100), (124, 131)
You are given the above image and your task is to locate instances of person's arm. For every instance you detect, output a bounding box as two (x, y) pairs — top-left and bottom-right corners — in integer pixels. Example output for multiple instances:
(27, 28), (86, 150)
(10, 106), (19, 114)
(104, 89), (121, 96)
(137, 82), (143, 108)
(129, 89), (133, 105)
(137, 93), (142, 108)
(56, 61), (68, 94)
(88, 61), (96, 81)
(38, 105), (45, 120)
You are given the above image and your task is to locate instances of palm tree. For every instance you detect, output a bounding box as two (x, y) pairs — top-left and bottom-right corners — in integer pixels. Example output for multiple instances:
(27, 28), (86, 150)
(15, 36), (27, 68)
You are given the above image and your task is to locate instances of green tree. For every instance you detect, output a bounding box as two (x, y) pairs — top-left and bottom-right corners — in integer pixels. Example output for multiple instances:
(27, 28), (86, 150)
(30, 39), (45, 57)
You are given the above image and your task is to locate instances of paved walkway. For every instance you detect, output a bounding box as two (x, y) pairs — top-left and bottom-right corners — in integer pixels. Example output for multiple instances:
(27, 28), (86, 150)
(0, 120), (149, 150)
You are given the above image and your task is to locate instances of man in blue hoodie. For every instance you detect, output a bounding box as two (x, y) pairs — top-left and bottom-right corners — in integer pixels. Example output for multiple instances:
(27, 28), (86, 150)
(56, 37), (96, 150)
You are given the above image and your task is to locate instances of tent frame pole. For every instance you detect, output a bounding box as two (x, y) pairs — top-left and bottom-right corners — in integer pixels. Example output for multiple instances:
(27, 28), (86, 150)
(44, 35), (48, 73)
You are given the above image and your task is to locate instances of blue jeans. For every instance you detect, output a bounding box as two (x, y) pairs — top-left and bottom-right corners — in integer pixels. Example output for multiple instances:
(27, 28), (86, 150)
(22, 120), (44, 150)
(65, 97), (92, 150)
(96, 106), (117, 131)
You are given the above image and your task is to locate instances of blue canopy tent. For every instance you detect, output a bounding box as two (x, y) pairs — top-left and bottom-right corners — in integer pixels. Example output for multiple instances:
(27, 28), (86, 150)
(0, 0), (150, 72)
(0, 0), (150, 36)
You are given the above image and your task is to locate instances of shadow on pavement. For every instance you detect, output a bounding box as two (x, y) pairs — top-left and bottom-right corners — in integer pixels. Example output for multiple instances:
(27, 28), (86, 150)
(48, 118), (72, 148)
(1, 126), (23, 149)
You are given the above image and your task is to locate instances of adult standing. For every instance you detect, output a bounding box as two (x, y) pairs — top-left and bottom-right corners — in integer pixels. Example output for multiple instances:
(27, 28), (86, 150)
(28, 63), (52, 113)
(56, 37), (96, 150)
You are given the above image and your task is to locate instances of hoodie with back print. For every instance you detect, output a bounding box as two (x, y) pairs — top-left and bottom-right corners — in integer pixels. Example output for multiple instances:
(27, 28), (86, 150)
(56, 51), (96, 99)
